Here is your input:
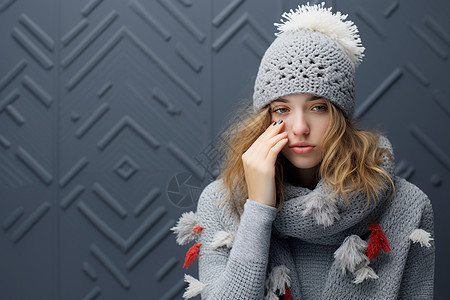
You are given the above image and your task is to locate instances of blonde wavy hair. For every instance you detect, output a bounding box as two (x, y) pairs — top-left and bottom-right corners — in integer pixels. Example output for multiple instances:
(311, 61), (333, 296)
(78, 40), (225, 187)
(217, 100), (394, 211)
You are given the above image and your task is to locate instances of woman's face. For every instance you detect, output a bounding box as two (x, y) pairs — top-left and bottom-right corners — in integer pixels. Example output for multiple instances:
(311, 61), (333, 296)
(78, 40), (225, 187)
(270, 94), (331, 170)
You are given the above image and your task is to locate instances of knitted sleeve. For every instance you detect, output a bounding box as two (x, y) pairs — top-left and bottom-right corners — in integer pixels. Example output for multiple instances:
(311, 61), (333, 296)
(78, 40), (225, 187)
(397, 199), (435, 299)
(196, 181), (277, 299)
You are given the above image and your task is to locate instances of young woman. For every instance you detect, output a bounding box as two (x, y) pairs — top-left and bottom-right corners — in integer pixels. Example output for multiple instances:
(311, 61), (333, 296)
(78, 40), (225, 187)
(172, 4), (434, 299)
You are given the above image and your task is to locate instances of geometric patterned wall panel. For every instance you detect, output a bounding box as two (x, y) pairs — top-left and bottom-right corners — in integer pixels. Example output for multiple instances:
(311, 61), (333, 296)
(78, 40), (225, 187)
(1, 0), (212, 298)
(1, 0), (58, 299)
(0, 0), (448, 299)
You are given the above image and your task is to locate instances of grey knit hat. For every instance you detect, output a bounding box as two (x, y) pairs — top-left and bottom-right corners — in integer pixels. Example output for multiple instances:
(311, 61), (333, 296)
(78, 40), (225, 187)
(253, 3), (365, 118)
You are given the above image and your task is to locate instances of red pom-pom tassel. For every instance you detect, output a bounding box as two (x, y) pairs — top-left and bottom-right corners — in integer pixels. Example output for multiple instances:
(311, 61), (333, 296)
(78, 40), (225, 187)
(192, 225), (204, 234)
(183, 243), (202, 268)
(366, 223), (391, 261)
(281, 285), (292, 300)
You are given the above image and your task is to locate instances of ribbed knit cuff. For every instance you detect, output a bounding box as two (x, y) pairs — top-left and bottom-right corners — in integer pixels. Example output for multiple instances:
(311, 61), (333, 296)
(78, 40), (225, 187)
(230, 199), (277, 261)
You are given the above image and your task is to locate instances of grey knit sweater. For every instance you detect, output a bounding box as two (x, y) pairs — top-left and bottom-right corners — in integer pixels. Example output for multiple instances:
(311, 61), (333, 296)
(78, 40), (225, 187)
(174, 138), (435, 299)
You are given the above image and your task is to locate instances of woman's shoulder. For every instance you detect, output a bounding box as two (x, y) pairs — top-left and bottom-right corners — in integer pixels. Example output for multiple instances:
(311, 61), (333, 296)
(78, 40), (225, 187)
(197, 179), (227, 209)
(196, 179), (240, 227)
(378, 135), (392, 151)
(393, 176), (431, 207)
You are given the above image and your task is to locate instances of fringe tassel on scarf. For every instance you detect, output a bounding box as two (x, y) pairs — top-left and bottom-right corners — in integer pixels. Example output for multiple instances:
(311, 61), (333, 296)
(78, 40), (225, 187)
(366, 223), (391, 261)
(302, 187), (340, 227)
(334, 235), (377, 284)
(334, 222), (391, 284)
(192, 225), (204, 234)
(264, 265), (291, 299)
(281, 286), (292, 300)
(183, 274), (208, 299)
(183, 243), (202, 268)
(210, 230), (235, 249)
(172, 213), (207, 298)
(352, 266), (379, 284)
(409, 229), (433, 247)
(334, 235), (369, 274)
(171, 211), (202, 245)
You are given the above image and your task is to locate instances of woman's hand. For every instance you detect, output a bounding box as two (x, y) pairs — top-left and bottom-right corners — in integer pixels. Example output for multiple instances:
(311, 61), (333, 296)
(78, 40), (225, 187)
(241, 120), (288, 207)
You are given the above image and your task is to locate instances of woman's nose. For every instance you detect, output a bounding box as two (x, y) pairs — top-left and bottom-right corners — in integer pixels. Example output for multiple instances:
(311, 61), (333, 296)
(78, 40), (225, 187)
(291, 114), (310, 136)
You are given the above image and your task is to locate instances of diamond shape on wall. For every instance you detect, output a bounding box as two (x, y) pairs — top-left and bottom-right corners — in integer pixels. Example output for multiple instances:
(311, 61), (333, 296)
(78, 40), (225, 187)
(114, 155), (140, 181)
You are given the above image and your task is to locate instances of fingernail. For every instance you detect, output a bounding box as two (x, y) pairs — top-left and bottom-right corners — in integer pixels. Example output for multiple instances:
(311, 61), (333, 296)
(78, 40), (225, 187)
(278, 119), (283, 124)
(272, 121), (276, 126)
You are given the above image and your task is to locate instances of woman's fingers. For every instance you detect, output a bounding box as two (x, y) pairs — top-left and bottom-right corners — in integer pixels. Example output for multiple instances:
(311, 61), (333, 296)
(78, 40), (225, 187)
(242, 120), (286, 178)
(251, 120), (281, 144)
(241, 120), (286, 207)
(253, 121), (286, 158)
(267, 136), (288, 165)
(246, 120), (285, 155)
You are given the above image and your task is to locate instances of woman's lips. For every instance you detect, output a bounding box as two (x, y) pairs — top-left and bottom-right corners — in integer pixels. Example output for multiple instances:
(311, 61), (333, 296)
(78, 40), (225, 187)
(290, 146), (315, 154)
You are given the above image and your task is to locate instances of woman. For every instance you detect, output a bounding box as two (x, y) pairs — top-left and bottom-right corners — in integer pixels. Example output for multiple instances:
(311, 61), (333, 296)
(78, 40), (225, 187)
(172, 4), (434, 299)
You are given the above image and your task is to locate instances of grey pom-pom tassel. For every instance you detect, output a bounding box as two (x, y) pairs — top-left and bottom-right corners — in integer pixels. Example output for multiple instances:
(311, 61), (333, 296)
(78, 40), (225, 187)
(171, 211), (198, 245)
(352, 266), (379, 284)
(265, 265), (291, 299)
(302, 190), (340, 227)
(267, 265), (291, 295)
(334, 235), (369, 275)
(210, 231), (235, 249)
(183, 274), (208, 299)
(264, 291), (279, 300)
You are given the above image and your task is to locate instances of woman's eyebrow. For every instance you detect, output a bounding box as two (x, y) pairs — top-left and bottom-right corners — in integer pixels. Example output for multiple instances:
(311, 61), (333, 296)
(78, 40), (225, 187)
(273, 98), (288, 103)
(273, 96), (322, 103)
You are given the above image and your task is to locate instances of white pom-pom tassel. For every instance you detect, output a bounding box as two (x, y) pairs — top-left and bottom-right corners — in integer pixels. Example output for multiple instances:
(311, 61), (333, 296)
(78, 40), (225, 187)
(264, 291), (280, 300)
(265, 265), (291, 298)
(266, 265), (291, 295)
(302, 191), (340, 227)
(334, 235), (369, 275)
(183, 274), (208, 299)
(171, 211), (199, 245)
(210, 231), (235, 249)
(352, 266), (379, 284)
(409, 229), (433, 248)
(274, 2), (364, 66)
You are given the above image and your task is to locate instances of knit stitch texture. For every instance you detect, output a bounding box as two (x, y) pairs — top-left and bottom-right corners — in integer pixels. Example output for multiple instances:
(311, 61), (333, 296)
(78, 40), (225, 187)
(187, 137), (434, 299)
(253, 29), (355, 117)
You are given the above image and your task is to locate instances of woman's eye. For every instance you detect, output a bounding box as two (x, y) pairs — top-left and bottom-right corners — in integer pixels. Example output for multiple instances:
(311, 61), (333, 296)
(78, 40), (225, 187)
(273, 107), (289, 113)
(312, 105), (327, 111)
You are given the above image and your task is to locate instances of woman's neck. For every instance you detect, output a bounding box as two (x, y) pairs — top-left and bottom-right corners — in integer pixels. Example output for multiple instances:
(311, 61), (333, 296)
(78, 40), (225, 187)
(285, 164), (320, 190)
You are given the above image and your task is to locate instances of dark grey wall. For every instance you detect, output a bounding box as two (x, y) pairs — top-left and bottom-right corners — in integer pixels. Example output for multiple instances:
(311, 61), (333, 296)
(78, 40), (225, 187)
(0, 0), (448, 299)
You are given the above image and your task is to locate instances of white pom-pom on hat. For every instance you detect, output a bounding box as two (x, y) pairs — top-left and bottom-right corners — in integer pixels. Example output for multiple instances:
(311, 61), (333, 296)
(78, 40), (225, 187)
(274, 2), (365, 67)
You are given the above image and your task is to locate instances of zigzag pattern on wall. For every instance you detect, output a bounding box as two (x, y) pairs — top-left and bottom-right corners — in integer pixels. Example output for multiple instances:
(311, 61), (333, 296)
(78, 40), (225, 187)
(0, 0), (448, 299)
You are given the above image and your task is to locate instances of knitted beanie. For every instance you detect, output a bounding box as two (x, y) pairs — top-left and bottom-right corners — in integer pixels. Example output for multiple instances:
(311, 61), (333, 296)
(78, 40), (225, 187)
(253, 3), (365, 118)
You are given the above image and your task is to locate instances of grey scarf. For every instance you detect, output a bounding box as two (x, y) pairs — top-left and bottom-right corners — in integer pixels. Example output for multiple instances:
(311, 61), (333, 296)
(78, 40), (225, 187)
(265, 139), (430, 299)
